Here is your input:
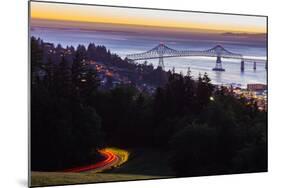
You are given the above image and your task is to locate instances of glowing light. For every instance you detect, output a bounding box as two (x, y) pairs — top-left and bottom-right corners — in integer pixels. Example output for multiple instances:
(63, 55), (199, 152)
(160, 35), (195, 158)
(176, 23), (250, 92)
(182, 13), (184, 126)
(63, 147), (129, 173)
(210, 96), (215, 101)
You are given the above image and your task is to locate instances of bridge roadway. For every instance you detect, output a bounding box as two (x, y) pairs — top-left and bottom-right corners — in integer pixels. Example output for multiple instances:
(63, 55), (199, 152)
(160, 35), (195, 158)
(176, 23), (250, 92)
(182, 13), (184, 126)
(126, 43), (267, 71)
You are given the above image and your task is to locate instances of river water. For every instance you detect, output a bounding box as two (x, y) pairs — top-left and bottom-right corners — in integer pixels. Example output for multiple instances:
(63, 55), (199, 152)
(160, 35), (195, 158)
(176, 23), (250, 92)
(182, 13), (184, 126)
(31, 27), (267, 88)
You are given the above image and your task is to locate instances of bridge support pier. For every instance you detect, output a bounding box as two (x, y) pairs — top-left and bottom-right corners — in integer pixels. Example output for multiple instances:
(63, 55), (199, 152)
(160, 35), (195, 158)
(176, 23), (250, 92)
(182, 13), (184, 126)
(253, 61), (256, 70)
(158, 56), (165, 69)
(241, 60), (245, 72)
(212, 56), (225, 71)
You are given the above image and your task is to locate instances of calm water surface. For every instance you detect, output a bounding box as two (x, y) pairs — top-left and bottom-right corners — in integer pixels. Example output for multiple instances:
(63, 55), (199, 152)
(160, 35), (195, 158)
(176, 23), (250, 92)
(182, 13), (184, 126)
(31, 27), (267, 88)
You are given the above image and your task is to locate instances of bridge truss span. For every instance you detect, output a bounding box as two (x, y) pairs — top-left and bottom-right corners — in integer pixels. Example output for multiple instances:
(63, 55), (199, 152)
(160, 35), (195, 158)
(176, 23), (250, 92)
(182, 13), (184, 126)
(126, 43), (266, 71)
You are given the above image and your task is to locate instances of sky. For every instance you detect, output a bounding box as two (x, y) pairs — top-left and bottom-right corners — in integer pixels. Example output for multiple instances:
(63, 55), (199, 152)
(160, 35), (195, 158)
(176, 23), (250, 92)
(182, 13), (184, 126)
(30, 1), (267, 34)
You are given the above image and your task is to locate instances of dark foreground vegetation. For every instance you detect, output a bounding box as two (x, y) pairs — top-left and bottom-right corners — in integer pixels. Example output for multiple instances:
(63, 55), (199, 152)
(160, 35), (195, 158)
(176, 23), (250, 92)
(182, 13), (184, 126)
(31, 37), (267, 176)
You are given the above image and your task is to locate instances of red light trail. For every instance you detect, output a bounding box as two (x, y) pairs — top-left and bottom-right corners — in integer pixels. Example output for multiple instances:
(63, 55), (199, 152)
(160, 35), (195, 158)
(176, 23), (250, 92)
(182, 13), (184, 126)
(63, 149), (118, 173)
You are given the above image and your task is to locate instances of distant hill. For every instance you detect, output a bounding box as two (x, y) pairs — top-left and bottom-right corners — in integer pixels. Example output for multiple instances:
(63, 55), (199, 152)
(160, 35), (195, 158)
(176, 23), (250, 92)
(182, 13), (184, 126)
(221, 32), (266, 38)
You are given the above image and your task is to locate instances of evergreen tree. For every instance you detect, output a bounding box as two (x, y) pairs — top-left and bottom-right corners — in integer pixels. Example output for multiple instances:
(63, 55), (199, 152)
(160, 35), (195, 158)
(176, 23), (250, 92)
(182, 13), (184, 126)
(31, 37), (43, 85)
(72, 45), (87, 90)
(196, 72), (214, 111)
(87, 43), (96, 60)
(56, 56), (72, 97)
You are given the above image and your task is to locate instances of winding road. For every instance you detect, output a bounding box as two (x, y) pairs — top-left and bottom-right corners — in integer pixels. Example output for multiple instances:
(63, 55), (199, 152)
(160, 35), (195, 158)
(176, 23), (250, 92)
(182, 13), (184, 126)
(63, 149), (121, 173)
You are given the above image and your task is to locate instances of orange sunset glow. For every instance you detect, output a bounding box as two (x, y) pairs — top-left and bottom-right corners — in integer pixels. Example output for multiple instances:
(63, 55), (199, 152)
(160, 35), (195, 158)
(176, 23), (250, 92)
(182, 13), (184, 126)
(31, 1), (266, 33)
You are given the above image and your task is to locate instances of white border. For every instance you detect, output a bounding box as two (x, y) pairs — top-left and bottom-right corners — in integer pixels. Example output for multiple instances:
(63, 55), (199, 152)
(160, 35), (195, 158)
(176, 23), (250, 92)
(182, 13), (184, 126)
(1, 0), (280, 188)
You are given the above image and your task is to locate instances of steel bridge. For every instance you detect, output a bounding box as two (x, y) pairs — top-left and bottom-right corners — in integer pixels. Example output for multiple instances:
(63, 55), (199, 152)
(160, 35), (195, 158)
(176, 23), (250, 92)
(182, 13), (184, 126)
(126, 43), (267, 71)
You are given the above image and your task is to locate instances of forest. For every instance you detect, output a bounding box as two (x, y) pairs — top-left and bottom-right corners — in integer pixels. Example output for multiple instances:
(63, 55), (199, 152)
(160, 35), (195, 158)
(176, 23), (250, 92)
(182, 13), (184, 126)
(31, 36), (267, 176)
